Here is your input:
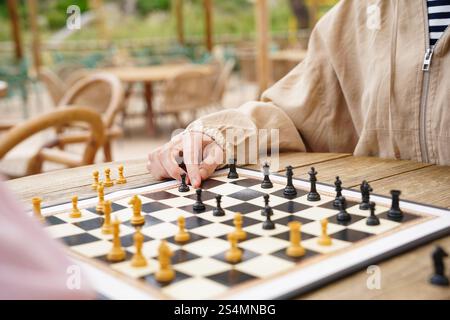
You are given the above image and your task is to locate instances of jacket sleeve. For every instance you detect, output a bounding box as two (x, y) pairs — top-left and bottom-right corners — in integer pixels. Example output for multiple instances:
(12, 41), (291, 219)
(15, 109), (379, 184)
(186, 4), (351, 163)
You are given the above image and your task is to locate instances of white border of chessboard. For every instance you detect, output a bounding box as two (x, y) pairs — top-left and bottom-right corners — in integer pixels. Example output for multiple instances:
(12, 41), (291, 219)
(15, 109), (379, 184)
(40, 168), (450, 300)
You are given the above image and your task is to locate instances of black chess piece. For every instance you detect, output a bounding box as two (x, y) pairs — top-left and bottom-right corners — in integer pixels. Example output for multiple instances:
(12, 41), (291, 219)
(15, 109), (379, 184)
(261, 194), (273, 217)
(260, 162), (273, 189)
(333, 176), (343, 208)
(213, 194), (225, 216)
(262, 205), (275, 230)
(307, 167), (321, 202)
(336, 196), (351, 222)
(429, 246), (449, 287)
(227, 159), (239, 179)
(193, 189), (206, 212)
(387, 190), (404, 221)
(359, 180), (372, 210)
(366, 201), (380, 226)
(176, 150), (187, 172)
(283, 165), (297, 197)
(178, 173), (190, 192)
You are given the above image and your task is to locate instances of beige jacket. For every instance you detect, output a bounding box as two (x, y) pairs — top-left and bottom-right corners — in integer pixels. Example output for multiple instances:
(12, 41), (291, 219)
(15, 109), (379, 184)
(187, 0), (450, 165)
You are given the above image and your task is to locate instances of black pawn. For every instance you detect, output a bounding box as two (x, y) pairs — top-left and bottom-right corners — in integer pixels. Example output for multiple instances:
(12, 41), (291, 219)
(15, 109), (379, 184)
(307, 167), (321, 201)
(387, 190), (404, 221)
(261, 162), (273, 189)
(283, 166), (297, 197)
(193, 189), (206, 213)
(429, 246), (449, 287)
(366, 201), (380, 226)
(359, 180), (372, 210)
(178, 173), (190, 192)
(262, 206), (275, 230)
(176, 150), (187, 172)
(261, 194), (273, 217)
(213, 194), (225, 217)
(333, 176), (343, 208)
(227, 159), (239, 179)
(336, 196), (351, 222)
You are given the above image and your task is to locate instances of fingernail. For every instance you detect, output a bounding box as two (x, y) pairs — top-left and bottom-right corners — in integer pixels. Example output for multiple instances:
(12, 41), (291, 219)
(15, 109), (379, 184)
(192, 178), (199, 187)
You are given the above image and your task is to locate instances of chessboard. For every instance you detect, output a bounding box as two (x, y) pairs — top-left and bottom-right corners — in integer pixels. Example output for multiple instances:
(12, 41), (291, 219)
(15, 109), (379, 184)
(36, 167), (450, 300)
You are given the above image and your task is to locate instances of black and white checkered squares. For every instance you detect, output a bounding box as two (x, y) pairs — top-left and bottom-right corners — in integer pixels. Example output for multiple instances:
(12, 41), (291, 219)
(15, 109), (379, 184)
(42, 174), (420, 299)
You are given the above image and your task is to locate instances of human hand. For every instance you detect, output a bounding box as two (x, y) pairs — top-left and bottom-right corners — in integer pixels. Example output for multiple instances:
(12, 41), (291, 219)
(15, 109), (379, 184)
(147, 131), (224, 188)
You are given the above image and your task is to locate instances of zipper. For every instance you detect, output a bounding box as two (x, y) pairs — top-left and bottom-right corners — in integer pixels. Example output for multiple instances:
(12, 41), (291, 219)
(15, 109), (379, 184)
(419, 0), (432, 163)
(422, 48), (434, 72)
(418, 0), (449, 163)
(419, 46), (433, 163)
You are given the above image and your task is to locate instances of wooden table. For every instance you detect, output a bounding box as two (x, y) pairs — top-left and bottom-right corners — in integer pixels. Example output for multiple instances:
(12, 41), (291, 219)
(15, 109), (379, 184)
(0, 80), (8, 98)
(6, 153), (450, 299)
(98, 64), (214, 135)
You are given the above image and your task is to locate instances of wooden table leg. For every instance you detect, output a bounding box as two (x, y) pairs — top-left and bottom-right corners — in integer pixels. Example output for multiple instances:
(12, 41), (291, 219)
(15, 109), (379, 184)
(0, 81), (7, 98)
(121, 82), (134, 127)
(143, 81), (155, 136)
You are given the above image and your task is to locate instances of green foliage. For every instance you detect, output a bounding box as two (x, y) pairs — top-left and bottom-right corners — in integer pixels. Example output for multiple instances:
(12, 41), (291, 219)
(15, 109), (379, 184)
(0, 0), (339, 42)
(46, 10), (66, 30)
(136, 0), (170, 15)
(214, 0), (252, 12)
(65, 0), (293, 41)
(0, 4), (8, 18)
(54, 0), (89, 12)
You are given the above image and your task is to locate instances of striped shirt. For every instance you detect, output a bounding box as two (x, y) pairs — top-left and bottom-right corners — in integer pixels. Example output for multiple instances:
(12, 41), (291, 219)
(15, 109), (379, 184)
(427, 0), (450, 46)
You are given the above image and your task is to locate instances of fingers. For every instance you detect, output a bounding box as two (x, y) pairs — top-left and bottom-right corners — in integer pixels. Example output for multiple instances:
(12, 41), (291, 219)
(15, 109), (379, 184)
(199, 163), (217, 181)
(147, 147), (170, 180)
(147, 138), (186, 181)
(199, 142), (223, 180)
(160, 147), (184, 181)
(147, 131), (223, 186)
(183, 132), (203, 188)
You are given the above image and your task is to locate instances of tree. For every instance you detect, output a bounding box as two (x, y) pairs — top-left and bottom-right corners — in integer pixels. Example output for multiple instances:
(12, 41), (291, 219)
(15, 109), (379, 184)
(288, 0), (309, 29)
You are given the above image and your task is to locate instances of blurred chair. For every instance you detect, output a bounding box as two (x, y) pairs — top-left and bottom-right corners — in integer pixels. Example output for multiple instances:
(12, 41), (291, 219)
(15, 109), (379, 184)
(57, 73), (125, 162)
(38, 67), (90, 106)
(235, 45), (257, 83)
(64, 69), (91, 89)
(209, 59), (235, 109)
(55, 62), (86, 82)
(0, 107), (104, 179)
(38, 67), (66, 106)
(154, 69), (215, 128)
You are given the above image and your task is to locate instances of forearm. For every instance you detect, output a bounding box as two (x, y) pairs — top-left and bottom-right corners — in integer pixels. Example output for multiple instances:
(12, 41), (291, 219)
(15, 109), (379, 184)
(186, 101), (306, 165)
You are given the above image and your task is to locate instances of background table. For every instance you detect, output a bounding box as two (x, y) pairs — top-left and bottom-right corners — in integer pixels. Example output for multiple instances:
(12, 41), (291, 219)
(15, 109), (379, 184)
(5, 153), (450, 299)
(97, 64), (214, 135)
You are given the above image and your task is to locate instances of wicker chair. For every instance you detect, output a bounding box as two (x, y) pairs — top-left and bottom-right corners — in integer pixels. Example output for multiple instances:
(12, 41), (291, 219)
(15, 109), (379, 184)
(154, 69), (215, 128)
(38, 67), (66, 106)
(0, 107), (104, 179)
(209, 59), (235, 108)
(64, 69), (91, 88)
(57, 73), (125, 162)
(38, 67), (91, 107)
(55, 62), (86, 82)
